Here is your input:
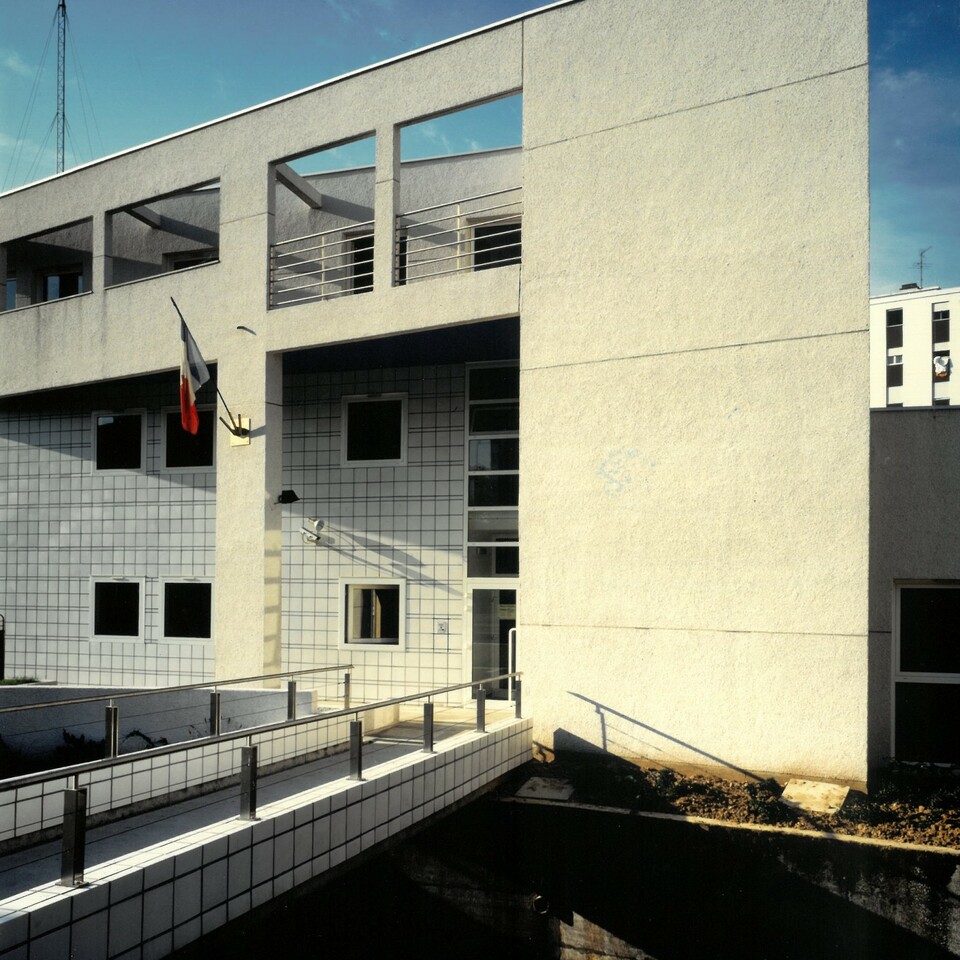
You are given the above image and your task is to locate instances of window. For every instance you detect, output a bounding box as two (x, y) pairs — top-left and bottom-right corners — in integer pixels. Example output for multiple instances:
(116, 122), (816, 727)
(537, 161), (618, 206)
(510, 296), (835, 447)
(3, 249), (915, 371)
(473, 222), (521, 271)
(92, 579), (142, 639)
(164, 250), (218, 272)
(934, 351), (951, 382)
(934, 398), (951, 407)
(163, 408), (215, 470)
(886, 309), (904, 349)
(350, 234), (374, 293)
(341, 580), (404, 647)
(342, 395), (406, 465)
(395, 233), (408, 286)
(466, 364), (519, 578)
(94, 412), (144, 471)
(933, 302), (950, 344)
(886, 356), (903, 388)
(4, 276), (15, 311)
(894, 583), (960, 762)
(43, 266), (83, 301)
(163, 580), (213, 640)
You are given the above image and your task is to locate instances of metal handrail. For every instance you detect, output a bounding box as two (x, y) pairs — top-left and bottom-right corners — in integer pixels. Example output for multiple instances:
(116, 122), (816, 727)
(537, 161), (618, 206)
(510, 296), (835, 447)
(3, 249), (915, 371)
(0, 664), (352, 714)
(272, 219), (374, 250)
(0, 671), (522, 792)
(398, 187), (521, 220)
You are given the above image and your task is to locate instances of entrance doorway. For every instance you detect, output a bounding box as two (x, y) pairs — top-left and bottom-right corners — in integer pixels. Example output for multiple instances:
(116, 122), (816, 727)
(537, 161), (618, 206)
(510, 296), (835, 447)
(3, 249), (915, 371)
(470, 587), (516, 699)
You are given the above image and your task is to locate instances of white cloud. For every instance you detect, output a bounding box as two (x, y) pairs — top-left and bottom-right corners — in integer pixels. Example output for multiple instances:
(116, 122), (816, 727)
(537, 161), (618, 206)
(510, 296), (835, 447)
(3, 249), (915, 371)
(875, 67), (927, 92)
(1, 50), (33, 79)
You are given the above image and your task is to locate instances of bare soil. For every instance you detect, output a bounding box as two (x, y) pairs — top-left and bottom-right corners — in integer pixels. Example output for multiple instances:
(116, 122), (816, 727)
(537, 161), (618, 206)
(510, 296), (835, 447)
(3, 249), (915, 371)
(533, 756), (960, 849)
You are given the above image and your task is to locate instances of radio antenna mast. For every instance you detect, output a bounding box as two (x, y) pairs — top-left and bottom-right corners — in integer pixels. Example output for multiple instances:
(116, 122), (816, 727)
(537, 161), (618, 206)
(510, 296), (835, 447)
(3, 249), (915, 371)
(56, 0), (66, 173)
(915, 246), (932, 289)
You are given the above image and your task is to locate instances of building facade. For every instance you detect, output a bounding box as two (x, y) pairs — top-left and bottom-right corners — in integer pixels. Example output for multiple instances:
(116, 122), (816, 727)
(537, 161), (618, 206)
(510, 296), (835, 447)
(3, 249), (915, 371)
(0, 0), (871, 783)
(870, 285), (960, 409)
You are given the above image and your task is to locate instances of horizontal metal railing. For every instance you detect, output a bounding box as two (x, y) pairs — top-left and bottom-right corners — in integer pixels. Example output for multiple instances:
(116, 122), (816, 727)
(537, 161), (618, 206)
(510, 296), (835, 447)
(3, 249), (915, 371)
(269, 219), (374, 307)
(396, 187), (522, 284)
(0, 670), (523, 885)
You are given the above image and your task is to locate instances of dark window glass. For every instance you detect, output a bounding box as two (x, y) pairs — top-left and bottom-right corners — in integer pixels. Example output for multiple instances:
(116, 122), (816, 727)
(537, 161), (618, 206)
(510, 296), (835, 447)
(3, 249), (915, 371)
(469, 403), (519, 433)
(166, 410), (215, 468)
(43, 269), (83, 301)
(934, 398), (951, 407)
(470, 438), (519, 471)
(470, 367), (519, 401)
(934, 319), (950, 343)
(469, 474), (519, 507)
(895, 682), (960, 762)
(473, 223), (521, 270)
(164, 582), (212, 639)
(346, 399), (403, 462)
(886, 363), (903, 388)
(96, 414), (142, 470)
(351, 235), (374, 292)
(4, 277), (15, 311)
(345, 585), (400, 644)
(886, 309), (903, 350)
(467, 546), (520, 577)
(899, 587), (960, 673)
(94, 581), (140, 637)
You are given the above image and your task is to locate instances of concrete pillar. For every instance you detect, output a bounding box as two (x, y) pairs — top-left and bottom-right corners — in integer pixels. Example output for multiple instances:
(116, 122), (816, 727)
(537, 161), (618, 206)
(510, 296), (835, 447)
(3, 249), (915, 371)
(373, 124), (400, 291)
(92, 211), (113, 292)
(213, 349), (284, 682)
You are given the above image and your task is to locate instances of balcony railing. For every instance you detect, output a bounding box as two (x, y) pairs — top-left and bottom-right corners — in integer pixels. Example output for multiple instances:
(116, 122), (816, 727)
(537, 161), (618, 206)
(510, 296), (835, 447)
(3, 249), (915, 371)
(396, 187), (522, 285)
(269, 220), (374, 307)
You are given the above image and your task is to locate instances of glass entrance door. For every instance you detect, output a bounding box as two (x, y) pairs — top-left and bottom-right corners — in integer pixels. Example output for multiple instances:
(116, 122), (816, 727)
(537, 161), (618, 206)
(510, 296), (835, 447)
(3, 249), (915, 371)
(470, 588), (516, 699)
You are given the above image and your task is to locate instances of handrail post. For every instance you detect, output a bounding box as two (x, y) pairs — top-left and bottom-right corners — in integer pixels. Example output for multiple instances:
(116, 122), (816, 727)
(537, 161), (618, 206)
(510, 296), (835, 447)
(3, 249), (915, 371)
(287, 680), (297, 720)
(514, 678), (522, 719)
(210, 691), (221, 737)
(348, 720), (363, 780)
(104, 704), (119, 758)
(343, 671), (351, 710)
(59, 787), (87, 886)
(476, 687), (486, 733)
(423, 702), (434, 753)
(239, 745), (258, 820)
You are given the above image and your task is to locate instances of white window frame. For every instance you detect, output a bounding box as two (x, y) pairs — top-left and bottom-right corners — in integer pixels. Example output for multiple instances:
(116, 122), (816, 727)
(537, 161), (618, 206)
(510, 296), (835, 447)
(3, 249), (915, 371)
(891, 580), (960, 757)
(90, 576), (145, 642)
(340, 394), (408, 467)
(92, 409), (147, 474)
(339, 578), (406, 650)
(160, 577), (214, 643)
(160, 404), (216, 473)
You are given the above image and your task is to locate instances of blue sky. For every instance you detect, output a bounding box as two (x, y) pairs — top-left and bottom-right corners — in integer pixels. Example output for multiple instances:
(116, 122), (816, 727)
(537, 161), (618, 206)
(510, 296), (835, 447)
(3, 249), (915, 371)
(1, 0), (958, 294)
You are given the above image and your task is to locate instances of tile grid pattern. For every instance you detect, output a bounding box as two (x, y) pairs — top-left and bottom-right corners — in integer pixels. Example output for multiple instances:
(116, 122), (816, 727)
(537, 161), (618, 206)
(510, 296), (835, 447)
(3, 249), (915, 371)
(0, 375), (216, 686)
(283, 364), (466, 704)
(0, 718), (532, 960)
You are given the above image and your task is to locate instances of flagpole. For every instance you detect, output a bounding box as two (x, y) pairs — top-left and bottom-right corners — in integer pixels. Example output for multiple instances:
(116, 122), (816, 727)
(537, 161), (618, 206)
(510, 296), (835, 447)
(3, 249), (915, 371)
(170, 297), (244, 435)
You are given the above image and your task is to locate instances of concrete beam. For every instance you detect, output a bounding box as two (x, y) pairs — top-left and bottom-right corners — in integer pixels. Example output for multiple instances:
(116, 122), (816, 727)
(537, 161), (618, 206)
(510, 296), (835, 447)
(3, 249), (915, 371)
(275, 163), (324, 209)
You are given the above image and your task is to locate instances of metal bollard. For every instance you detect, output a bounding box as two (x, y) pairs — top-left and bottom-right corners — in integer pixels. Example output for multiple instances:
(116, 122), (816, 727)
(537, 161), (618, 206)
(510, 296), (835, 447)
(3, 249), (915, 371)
(343, 672), (351, 710)
(60, 787), (88, 886)
(476, 688), (486, 733)
(423, 702), (435, 754)
(239, 745), (258, 820)
(104, 704), (119, 759)
(287, 680), (297, 720)
(348, 720), (363, 781)
(210, 691), (222, 737)
(515, 679), (522, 719)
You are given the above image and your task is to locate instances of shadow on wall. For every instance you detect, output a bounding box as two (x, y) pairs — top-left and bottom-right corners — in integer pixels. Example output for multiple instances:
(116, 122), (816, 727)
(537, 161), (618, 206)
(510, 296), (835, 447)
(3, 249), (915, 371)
(560, 691), (764, 781)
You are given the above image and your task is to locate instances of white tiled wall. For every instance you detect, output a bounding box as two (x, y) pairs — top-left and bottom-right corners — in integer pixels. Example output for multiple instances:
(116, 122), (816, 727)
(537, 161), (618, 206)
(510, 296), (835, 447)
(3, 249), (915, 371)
(283, 364), (466, 703)
(0, 375), (215, 686)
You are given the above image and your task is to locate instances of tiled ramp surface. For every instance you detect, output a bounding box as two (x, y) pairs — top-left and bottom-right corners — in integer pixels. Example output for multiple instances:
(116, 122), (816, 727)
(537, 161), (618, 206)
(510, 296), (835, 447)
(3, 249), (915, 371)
(0, 714), (531, 960)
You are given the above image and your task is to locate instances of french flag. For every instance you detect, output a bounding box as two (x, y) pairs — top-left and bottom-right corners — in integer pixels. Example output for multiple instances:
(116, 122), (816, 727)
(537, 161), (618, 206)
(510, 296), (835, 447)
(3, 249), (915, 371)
(180, 319), (210, 434)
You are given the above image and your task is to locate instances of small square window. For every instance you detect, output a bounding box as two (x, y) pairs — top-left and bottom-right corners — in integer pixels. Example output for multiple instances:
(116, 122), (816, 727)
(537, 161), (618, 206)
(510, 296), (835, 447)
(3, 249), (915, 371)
(92, 579), (142, 639)
(341, 580), (404, 648)
(164, 408), (215, 469)
(342, 395), (406, 465)
(163, 581), (213, 640)
(42, 266), (83, 301)
(94, 412), (144, 471)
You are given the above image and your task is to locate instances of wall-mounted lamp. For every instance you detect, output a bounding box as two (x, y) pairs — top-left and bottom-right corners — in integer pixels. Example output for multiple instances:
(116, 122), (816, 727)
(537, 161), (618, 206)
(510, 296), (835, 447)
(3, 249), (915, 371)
(276, 490), (300, 505)
(300, 518), (325, 545)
